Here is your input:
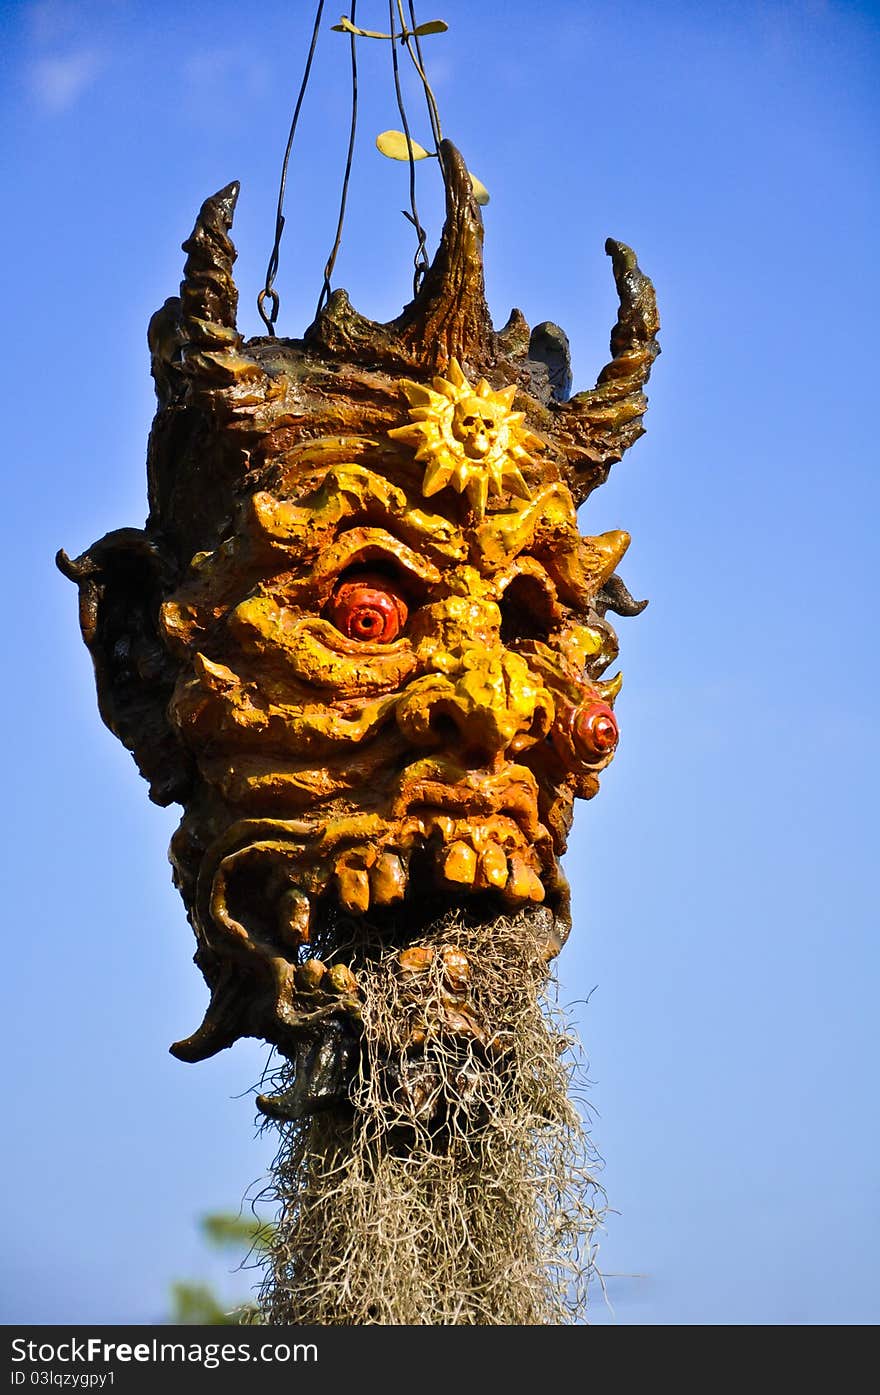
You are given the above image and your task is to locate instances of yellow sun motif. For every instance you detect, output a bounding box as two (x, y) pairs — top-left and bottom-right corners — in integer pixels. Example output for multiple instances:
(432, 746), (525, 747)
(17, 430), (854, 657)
(388, 358), (544, 517)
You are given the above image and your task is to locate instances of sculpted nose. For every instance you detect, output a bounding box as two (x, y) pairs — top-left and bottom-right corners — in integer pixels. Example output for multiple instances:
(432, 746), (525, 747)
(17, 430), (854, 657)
(397, 647), (553, 764)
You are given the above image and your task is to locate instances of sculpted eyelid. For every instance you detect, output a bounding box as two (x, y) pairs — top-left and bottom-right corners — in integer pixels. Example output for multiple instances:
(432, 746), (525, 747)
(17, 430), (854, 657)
(264, 530), (440, 611)
(313, 530), (441, 590)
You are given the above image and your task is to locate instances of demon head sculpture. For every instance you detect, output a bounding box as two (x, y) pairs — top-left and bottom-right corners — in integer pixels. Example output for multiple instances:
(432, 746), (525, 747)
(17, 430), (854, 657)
(59, 143), (658, 1118)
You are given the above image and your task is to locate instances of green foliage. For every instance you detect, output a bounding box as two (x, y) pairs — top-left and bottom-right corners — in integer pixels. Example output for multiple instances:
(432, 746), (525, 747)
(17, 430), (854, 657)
(166, 1211), (275, 1325)
(200, 1212), (274, 1254)
(168, 1282), (256, 1326)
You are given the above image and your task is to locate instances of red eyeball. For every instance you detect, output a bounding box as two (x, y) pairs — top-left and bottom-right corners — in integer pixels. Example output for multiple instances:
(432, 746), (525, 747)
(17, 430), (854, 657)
(573, 701), (619, 760)
(328, 573), (409, 643)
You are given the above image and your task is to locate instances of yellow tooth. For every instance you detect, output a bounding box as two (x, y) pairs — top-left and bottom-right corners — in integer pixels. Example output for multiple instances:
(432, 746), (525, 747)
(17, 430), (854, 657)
(326, 963), (358, 995)
(444, 841), (477, 884)
(371, 852), (407, 904)
(441, 947), (470, 994)
(295, 959), (326, 992)
(336, 865), (370, 913)
(481, 843), (508, 889)
(193, 652), (238, 693)
(430, 813), (456, 841)
(524, 868), (546, 902)
(584, 529), (631, 588)
(278, 888), (312, 946)
(469, 823), (489, 851)
(507, 855), (533, 901)
(398, 945), (435, 974)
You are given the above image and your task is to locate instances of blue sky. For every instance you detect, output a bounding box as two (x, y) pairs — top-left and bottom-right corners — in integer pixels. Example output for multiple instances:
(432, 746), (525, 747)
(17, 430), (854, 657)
(1, 0), (878, 1324)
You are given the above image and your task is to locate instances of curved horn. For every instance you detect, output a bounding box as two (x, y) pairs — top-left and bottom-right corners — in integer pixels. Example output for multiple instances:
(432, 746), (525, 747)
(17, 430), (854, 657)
(179, 179), (241, 332)
(55, 530), (192, 806)
(581, 529), (632, 594)
(394, 140), (492, 372)
(596, 572), (648, 618)
(148, 181), (255, 405)
(555, 240), (660, 505)
(145, 184), (265, 555)
(305, 141), (493, 374)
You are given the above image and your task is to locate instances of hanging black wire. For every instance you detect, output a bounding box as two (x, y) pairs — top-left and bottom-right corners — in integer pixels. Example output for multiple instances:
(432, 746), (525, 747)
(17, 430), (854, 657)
(258, 0), (451, 328)
(257, 0), (325, 336)
(389, 0), (430, 295)
(315, 0), (359, 317)
(404, 0), (444, 166)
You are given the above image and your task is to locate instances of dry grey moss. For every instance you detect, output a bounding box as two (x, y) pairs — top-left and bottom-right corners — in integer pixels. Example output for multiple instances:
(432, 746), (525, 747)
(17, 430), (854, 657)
(254, 908), (603, 1325)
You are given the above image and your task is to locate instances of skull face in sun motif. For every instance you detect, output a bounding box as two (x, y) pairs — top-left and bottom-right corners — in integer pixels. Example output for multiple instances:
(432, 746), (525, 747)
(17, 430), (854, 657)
(59, 146), (658, 1097)
(452, 396), (498, 457)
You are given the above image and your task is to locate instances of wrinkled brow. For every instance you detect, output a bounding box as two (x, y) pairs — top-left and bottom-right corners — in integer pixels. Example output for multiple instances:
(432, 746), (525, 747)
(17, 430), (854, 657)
(246, 465), (466, 567)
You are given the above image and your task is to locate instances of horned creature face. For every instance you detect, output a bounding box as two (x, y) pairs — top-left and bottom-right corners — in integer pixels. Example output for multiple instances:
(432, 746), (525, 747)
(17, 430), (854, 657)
(58, 145), (658, 1089)
(158, 373), (625, 953)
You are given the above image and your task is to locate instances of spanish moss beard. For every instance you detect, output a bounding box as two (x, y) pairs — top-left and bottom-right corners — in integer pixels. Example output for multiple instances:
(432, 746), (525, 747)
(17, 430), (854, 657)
(256, 905), (603, 1326)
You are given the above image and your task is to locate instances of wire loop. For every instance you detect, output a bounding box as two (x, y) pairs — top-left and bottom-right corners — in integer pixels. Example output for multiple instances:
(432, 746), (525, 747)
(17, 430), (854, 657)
(389, 0), (430, 295)
(316, 0), (359, 318)
(257, 0), (325, 335)
(258, 0), (448, 331)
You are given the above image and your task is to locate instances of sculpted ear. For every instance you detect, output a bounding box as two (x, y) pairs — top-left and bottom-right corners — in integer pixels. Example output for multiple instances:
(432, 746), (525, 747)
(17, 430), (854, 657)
(57, 530), (192, 806)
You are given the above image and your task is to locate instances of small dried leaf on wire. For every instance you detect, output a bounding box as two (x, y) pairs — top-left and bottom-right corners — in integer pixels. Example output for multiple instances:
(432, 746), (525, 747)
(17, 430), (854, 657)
(332, 16), (448, 40)
(376, 129), (432, 161)
(332, 16), (392, 39)
(412, 20), (449, 36)
(469, 171), (490, 205)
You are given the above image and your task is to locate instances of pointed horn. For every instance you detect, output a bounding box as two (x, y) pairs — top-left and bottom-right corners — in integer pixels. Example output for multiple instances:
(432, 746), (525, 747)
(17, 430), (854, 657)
(596, 573), (649, 618)
(598, 672), (624, 705)
(395, 140), (492, 372)
(148, 182), (258, 405)
(146, 185), (265, 551)
(556, 240), (660, 504)
(581, 529), (631, 593)
(180, 180), (241, 333)
(601, 238), (660, 386)
(169, 976), (245, 1063)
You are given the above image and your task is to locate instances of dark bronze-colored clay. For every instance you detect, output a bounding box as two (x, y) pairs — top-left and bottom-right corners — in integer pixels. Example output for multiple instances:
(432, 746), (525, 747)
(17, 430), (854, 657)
(58, 140), (659, 1115)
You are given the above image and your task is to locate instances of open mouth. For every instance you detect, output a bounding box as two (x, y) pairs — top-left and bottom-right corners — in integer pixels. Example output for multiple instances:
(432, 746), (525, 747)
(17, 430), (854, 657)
(187, 755), (557, 986)
(176, 758), (565, 1067)
(197, 780), (553, 953)
(383, 756), (551, 899)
